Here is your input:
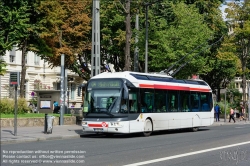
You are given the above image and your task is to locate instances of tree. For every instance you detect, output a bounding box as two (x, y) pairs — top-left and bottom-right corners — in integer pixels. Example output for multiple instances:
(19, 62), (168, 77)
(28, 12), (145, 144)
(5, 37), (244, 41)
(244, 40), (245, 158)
(137, 1), (212, 77)
(36, 0), (92, 80)
(0, 0), (38, 97)
(225, 0), (250, 106)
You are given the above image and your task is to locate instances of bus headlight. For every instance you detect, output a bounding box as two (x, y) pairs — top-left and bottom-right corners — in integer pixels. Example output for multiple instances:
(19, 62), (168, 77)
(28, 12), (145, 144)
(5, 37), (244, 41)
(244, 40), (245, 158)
(82, 121), (87, 125)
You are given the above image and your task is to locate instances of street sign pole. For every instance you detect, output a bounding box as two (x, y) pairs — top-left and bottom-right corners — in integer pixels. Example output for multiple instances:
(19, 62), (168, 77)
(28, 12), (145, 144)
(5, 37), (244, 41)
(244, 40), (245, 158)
(14, 85), (17, 136)
(9, 72), (20, 136)
(224, 88), (227, 122)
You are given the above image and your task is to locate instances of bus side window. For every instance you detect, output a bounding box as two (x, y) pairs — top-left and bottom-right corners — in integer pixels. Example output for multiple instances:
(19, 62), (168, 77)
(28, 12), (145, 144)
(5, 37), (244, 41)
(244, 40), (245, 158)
(201, 92), (211, 111)
(167, 90), (178, 112)
(140, 89), (154, 113)
(190, 92), (200, 112)
(179, 91), (190, 112)
(129, 89), (139, 113)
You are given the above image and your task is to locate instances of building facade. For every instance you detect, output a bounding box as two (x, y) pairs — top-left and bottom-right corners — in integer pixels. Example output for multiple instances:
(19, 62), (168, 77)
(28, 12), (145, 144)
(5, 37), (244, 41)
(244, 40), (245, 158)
(0, 47), (85, 108)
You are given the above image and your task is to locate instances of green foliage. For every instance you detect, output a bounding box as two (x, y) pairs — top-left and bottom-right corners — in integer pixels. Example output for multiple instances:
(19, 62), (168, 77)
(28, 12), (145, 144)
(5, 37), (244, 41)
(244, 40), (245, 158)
(217, 101), (230, 116)
(225, 1), (250, 103)
(0, 58), (7, 75)
(0, 98), (30, 114)
(137, 2), (212, 77)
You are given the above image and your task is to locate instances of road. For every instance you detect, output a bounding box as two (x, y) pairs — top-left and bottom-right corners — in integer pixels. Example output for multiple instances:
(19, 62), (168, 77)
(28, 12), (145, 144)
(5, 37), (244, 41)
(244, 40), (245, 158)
(1, 123), (250, 166)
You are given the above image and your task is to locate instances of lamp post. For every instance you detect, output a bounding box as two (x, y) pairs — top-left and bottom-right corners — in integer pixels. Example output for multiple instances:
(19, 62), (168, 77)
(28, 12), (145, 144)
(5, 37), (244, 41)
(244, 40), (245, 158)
(144, 0), (162, 73)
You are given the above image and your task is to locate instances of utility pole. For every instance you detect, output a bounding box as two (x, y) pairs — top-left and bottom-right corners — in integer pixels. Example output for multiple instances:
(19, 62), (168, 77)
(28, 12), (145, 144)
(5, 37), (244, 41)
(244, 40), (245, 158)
(248, 82), (250, 121)
(145, 4), (149, 73)
(91, 0), (100, 77)
(59, 31), (65, 125)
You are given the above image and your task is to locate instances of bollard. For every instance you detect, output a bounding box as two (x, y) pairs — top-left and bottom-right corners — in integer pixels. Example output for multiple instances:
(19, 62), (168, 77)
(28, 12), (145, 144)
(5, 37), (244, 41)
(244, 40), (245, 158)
(44, 114), (48, 134)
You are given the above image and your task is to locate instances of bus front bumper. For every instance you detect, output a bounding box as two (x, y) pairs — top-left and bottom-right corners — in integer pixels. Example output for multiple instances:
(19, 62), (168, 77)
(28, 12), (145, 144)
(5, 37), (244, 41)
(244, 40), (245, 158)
(82, 121), (129, 133)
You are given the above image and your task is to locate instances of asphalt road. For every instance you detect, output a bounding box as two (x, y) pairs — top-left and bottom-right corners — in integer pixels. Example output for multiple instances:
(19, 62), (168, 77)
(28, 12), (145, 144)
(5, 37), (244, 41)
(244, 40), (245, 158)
(1, 124), (250, 166)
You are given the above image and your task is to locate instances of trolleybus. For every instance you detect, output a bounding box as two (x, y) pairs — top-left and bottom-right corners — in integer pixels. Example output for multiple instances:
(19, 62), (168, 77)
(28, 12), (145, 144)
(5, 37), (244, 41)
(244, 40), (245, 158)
(82, 71), (214, 136)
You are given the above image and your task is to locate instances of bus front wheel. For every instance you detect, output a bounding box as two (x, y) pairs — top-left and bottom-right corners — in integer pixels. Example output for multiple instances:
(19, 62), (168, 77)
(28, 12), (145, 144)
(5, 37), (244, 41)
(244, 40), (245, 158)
(143, 119), (153, 137)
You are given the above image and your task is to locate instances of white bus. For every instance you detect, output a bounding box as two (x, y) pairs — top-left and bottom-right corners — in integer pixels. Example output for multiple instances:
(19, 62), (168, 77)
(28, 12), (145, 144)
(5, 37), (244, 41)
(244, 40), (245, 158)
(82, 71), (214, 136)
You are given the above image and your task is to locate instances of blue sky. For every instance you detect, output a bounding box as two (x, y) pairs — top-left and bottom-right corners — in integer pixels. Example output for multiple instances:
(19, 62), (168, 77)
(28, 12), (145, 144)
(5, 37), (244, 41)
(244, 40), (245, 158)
(219, 0), (244, 20)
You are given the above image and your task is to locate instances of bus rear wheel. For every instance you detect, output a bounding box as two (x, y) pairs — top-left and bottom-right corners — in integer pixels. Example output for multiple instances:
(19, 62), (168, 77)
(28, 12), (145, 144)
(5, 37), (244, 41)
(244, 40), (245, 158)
(143, 119), (153, 137)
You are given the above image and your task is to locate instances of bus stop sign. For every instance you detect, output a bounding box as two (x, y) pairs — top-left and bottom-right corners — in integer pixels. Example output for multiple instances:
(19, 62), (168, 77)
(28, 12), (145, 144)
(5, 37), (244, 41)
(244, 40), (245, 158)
(9, 72), (20, 86)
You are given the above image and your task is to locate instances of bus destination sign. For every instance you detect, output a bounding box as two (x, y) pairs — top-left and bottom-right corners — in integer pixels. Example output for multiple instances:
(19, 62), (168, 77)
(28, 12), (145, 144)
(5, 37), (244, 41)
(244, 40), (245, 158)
(89, 80), (121, 88)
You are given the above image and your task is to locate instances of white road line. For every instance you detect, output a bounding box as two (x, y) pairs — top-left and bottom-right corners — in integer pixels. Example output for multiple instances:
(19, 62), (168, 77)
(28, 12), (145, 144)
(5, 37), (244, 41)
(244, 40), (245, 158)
(123, 141), (250, 166)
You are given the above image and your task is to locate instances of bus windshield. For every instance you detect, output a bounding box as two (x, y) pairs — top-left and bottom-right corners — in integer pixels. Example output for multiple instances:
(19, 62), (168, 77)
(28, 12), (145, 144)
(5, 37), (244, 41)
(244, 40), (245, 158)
(83, 79), (127, 115)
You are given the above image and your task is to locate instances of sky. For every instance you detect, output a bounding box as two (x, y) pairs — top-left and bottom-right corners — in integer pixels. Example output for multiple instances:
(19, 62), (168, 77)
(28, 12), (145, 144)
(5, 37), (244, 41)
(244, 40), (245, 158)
(219, 0), (244, 20)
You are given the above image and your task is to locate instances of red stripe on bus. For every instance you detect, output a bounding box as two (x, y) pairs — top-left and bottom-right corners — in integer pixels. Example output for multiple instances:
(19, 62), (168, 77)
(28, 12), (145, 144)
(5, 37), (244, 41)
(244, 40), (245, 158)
(190, 88), (210, 92)
(139, 84), (210, 92)
(88, 124), (103, 127)
(139, 84), (154, 88)
(154, 85), (189, 90)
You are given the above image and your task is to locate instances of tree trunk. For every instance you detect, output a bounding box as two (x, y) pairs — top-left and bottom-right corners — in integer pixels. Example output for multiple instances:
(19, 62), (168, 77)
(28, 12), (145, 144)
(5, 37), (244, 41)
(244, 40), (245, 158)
(216, 87), (221, 102)
(124, 0), (131, 71)
(20, 40), (27, 98)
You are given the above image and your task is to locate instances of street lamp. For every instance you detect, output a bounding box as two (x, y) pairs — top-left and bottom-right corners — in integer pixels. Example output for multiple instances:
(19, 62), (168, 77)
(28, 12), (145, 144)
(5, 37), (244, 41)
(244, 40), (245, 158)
(144, 0), (162, 73)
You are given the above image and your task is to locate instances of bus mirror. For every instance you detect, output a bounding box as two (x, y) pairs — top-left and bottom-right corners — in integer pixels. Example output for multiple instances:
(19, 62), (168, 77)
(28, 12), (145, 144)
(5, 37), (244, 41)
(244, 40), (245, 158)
(123, 83), (129, 99)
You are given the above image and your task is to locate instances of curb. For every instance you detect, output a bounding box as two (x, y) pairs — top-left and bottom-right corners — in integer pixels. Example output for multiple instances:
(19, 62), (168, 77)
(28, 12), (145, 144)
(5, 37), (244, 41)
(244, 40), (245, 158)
(212, 121), (250, 126)
(1, 135), (82, 145)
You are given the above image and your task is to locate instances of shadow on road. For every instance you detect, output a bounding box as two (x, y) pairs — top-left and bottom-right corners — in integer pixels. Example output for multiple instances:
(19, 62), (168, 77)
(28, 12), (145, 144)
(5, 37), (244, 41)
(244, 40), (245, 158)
(2, 130), (14, 135)
(79, 128), (210, 139)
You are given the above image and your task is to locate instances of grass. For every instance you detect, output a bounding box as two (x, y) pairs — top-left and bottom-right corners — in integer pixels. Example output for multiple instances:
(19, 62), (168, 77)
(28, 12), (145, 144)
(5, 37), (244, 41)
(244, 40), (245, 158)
(0, 113), (72, 118)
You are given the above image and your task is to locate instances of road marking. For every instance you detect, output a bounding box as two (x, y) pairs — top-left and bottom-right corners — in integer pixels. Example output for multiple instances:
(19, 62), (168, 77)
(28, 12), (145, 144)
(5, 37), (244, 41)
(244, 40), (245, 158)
(123, 141), (250, 166)
(235, 127), (246, 128)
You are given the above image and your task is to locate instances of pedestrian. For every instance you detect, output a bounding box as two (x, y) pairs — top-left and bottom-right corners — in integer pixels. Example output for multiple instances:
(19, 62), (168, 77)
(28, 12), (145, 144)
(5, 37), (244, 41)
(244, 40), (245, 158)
(121, 99), (127, 111)
(53, 101), (60, 114)
(229, 107), (236, 123)
(240, 105), (246, 121)
(214, 104), (220, 122)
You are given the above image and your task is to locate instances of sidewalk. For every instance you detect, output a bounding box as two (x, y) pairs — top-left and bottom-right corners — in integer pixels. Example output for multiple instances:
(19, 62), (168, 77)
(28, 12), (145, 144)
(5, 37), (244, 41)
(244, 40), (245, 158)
(212, 118), (250, 126)
(1, 124), (84, 145)
(1, 120), (249, 145)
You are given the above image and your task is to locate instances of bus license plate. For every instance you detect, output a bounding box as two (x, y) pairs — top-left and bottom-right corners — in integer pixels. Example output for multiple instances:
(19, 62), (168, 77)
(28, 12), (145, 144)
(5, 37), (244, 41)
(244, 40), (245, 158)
(93, 128), (103, 132)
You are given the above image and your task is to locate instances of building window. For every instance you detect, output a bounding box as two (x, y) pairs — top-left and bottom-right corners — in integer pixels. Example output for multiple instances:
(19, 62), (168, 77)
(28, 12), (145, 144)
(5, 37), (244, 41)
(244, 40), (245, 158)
(34, 54), (40, 65)
(9, 47), (16, 63)
(71, 84), (75, 100)
(56, 82), (60, 90)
